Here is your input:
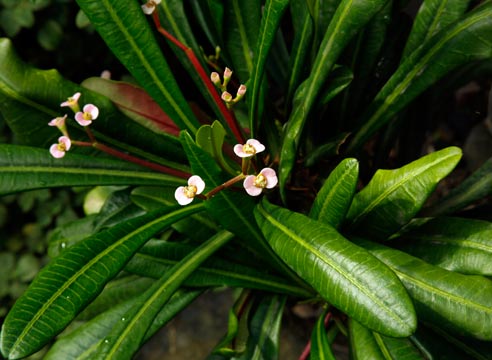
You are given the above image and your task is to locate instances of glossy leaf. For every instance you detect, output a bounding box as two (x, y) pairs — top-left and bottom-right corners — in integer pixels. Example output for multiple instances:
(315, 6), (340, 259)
(0, 145), (184, 196)
(422, 156), (492, 217)
(238, 295), (286, 360)
(346, 146), (462, 240)
(75, 0), (200, 134)
(0, 204), (203, 359)
(81, 77), (180, 136)
(180, 131), (308, 288)
(44, 289), (201, 360)
(255, 200), (416, 337)
(248, 0), (289, 135)
(347, 2), (492, 153)
(309, 158), (358, 228)
(396, 217), (492, 275)
(349, 319), (385, 360)
(355, 238), (492, 341)
(278, 0), (389, 200)
(125, 242), (312, 297)
(0, 38), (187, 165)
(310, 308), (336, 360)
(93, 230), (233, 359)
(402, 0), (472, 58)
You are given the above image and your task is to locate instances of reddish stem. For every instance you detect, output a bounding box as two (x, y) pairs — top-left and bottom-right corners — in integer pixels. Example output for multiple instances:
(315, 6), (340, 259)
(93, 142), (191, 179)
(151, 12), (245, 144)
(205, 173), (245, 199)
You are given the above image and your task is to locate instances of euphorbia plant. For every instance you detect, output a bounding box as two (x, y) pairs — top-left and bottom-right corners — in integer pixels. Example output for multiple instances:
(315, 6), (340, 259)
(1, 0), (492, 359)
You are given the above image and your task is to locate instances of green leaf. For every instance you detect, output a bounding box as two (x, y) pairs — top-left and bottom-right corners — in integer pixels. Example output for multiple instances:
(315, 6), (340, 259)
(223, 0), (261, 81)
(125, 241), (312, 297)
(346, 146), (462, 240)
(93, 230), (233, 359)
(402, 0), (472, 58)
(0, 145), (183, 196)
(75, 0), (200, 134)
(396, 217), (492, 276)
(248, 0), (289, 135)
(354, 237), (492, 341)
(254, 200), (416, 337)
(422, 156), (492, 217)
(44, 289), (201, 360)
(310, 308), (336, 360)
(347, 2), (492, 153)
(278, 0), (389, 200)
(0, 38), (188, 166)
(0, 204), (203, 359)
(238, 295), (286, 360)
(349, 319), (385, 360)
(309, 158), (358, 228)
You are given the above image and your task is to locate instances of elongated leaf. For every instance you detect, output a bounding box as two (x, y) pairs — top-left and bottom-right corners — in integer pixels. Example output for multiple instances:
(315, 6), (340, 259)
(75, 0), (199, 134)
(355, 237), (492, 341)
(223, 0), (261, 81)
(402, 0), (472, 58)
(0, 38), (187, 165)
(180, 131), (308, 289)
(309, 158), (358, 228)
(349, 319), (385, 360)
(255, 200), (416, 337)
(125, 242), (312, 297)
(0, 145), (184, 196)
(0, 204), (203, 359)
(422, 156), (492, 216)
(238, 295), (286, 360)
(94, 230), (232, 359)
(346, 146), (462, 240)
(278, 0), (389, 200)
(248, 0), (289, 135)
(310, 308), (336, 360)
(44, 289), (201, 360)
(396, 217), (492, 275)
(347, 2), (492, 153)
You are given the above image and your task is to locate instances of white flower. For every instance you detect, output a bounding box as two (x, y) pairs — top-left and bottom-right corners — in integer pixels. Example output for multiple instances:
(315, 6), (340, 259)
(175, 175), (206, 205)
(233, 139), (265, 158)
(243, 168), (278, 196)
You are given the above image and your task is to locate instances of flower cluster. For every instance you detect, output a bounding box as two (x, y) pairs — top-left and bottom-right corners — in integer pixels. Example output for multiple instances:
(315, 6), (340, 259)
(174, 139), (277, 205)
(48, 92), (99, 158)
(210, 68), (247, 107)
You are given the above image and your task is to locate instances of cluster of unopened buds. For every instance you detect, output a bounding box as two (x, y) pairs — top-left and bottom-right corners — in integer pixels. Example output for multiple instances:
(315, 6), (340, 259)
(210, 68), (247, 108)
(175, 139), (278, 205)
(48, 92), (99, 158)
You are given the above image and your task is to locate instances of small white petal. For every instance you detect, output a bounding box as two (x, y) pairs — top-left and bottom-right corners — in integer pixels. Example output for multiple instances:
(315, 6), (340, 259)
(188, 175), (205, 194)
(175, 187), (194, 205)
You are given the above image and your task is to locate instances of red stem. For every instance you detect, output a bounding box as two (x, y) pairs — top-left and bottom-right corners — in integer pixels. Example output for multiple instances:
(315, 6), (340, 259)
(151, 12), (245, 144)
(205, 173), (245, 199)
(298, 312), (332, 360)
(93, 142), (191, 179)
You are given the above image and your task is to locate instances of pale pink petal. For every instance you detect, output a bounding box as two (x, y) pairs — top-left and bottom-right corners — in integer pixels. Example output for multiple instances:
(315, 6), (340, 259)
(260, 168), (277, 188)
(48, 114), (67, 127)
(233, 144), (249, 158)
(243, 175), (263, 196)
(60, 92), (81, 107)
(246, 139), (265, 153)
(49, 144), (65, 158)
(59, 136), (71, 151)
(141, 3), (155, 14)
(188, 175), (205, 194)
(75, 112), (92, 126)
(175, 186), (194, 205)
(83, 104), (99, 120)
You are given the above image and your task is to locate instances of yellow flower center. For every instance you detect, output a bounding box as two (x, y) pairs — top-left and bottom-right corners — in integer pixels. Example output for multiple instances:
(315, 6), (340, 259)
(183, 185), (197, 198)
(254, 174), (267, 188)
(83, 112), (93, 120)
(57, 143), (67, 152)
(243, 143), (256, 155)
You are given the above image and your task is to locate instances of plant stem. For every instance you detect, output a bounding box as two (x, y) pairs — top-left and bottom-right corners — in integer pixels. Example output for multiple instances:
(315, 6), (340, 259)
(151, 12), (245, 144)
(205, 173), (245, 199)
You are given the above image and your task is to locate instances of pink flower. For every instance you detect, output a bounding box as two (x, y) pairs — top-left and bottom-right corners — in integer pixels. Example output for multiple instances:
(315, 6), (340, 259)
(175, 175), (206, 205)
(49, 136), (71, 158)
(141, 0), (161, 14)
(243, 168), (278, 196)
(60, 92), (81, 112)
(234, 139), (265, 158)
(75, 104), (99, 126)
(48, 114), (67, 128)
